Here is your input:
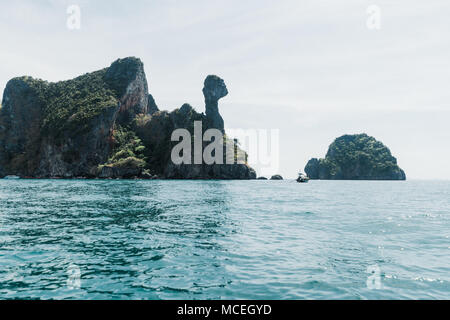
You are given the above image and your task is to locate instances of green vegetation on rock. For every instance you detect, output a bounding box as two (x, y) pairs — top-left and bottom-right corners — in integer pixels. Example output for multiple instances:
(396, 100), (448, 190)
(29, 70), (118, 138)
(98, 125), (147, 171)
(9, 57), (145, 140)
(8, 71), (119, 141)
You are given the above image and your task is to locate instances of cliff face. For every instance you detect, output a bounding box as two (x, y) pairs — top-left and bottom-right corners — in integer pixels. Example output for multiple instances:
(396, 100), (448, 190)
(0, 57), (148, 178)
(305, 134), (406, 180)
(0, 78), (45, 176)
(0, 57), (256, 180)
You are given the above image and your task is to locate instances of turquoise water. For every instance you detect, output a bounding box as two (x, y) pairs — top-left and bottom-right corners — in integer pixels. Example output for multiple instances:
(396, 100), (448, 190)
(0, 179), (449, 300)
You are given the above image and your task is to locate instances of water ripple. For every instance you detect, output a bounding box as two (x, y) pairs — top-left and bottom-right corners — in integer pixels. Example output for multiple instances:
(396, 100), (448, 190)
(0, 180), (449, 299)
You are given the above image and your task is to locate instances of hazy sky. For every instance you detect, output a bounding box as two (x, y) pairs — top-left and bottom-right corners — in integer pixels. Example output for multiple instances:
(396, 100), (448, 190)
(1, 0), (449, 179)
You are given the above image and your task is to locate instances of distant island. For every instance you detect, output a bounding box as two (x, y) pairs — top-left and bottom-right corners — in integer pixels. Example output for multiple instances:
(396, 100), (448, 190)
(0, 57), (256, 179)
(305, 134), (406, 180)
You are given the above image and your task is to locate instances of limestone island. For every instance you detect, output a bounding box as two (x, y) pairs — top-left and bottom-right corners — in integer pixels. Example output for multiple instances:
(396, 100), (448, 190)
(305, 134), (406, 180)
(0, 57), (256, 180)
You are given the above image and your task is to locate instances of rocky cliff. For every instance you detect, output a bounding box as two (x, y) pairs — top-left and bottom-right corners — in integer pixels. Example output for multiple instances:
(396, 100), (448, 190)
(0, 57), (256, 179)
(305, 134), (406, 180)
(133, 78), (256, 179)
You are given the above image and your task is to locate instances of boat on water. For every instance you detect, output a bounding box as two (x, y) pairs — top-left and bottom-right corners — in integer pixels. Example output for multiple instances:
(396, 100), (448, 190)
(296, 172), (309, 183)
(3, 175), (21, 180)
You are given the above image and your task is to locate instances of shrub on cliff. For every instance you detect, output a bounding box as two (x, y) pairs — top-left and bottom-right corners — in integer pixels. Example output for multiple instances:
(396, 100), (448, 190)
(105, 125), (147, 166)
(109, 157), (146, 169)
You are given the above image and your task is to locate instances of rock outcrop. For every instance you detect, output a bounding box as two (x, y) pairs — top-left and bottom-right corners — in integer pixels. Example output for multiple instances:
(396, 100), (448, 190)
(0, 57), (256, 180)
(203, 75), (228, 133)
(147, 94), (159, 115)
(305, 134), (406, 180)
(104, 57), (149, 124)
(134, 96), (256, 179)
(0, 78), (44, 177)
(270, 175), (283, 180)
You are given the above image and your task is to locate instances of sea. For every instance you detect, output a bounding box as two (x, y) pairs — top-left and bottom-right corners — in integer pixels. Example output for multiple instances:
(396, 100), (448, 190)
(0, 179), (449, 299)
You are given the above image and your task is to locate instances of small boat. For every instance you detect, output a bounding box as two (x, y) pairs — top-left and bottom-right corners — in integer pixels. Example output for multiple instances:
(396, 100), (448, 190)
(296, 172), (309, 183)
(3, 175), (21, 180)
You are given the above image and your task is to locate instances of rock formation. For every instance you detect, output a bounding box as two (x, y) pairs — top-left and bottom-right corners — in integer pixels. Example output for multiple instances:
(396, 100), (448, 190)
(270, 175), (283, 180)
(203, 75), (228, 133)
(0, 57), (256, 180)
(147, 94), (159, 115)
(134, 101), (256, 180)
(305, 134), (406, 180)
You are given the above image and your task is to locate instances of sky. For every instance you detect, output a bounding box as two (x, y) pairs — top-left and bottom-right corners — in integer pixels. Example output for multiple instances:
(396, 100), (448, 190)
(0, 0), (449, 179)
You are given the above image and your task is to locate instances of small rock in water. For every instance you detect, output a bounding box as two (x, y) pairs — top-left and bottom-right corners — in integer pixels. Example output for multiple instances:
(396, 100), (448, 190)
(270, 175), (283, 180)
